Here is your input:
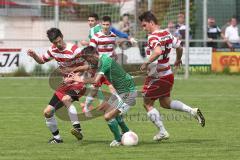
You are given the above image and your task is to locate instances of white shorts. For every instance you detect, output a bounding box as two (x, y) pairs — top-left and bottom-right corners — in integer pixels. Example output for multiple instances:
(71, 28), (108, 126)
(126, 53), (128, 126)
(107, 91), (137, 115)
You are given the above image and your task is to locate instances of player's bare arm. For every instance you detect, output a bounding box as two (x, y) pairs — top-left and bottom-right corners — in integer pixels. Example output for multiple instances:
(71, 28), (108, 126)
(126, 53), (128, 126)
(60, 64), (90, 74)
(80, 40), (90, 46)
(27, 49), (45, 64)
(174, 47), (183, 70)
(140, 46), (162, 71)
(66, 73), (103, 85)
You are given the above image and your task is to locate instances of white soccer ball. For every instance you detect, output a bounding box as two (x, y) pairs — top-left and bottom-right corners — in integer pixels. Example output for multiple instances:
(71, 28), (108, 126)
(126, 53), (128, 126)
(121, 131), (138, 146)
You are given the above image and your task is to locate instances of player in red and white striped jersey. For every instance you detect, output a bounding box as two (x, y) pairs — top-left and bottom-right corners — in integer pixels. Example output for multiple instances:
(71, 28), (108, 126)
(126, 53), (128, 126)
(43, 43), (85, 69)
(83, 16), (117, 117)
(27, 28), (85, 143)
(89, 16), (117, 59)
(139, 11), (205, 141)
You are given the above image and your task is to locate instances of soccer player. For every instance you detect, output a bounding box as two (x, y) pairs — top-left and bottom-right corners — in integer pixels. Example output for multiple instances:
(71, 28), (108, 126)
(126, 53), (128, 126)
(82, 15), (118, 116)
(90, 15), (118, 59)
(139, 11), (205, 141)
(66, 46), (137, 147)
(27, 28), (85, 143)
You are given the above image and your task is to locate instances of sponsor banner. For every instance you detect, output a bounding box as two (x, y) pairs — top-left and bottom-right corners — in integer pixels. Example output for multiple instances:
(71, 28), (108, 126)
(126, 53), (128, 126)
(0, 48), (57, 73)
(212, 52), (240, 72)
(0, 47), (212, 73)
(168, 47), (212, 65)
(121, 47), (212, 65)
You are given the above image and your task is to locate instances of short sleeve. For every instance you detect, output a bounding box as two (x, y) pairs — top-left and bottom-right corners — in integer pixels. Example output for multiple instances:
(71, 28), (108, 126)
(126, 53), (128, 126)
(148, 36), (160, 50)
(98, 56), (111, 75)
(89, 34), (98, 48)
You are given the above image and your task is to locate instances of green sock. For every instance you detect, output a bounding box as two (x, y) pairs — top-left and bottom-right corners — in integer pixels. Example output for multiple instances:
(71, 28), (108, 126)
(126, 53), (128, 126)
(107, 119), (121, 142)
(97, 88), (105, 102)
(116, 115), (129, 133)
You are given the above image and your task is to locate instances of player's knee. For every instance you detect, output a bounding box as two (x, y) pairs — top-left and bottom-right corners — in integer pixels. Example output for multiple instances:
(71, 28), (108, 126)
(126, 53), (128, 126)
(61, 95), (72, 104)
(104, 113), (111, 121)
(43, 106), (55, 118)
(160, 101), (170, 109)
(143, 103), (152, 111)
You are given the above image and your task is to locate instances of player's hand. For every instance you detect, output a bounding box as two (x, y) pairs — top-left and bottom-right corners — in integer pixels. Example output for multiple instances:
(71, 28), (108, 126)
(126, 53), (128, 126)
(111, 52), (118, 61)
(27, 49), (36, 57)
(67, 73), (84, 83)
(80, 40), (89, 46)
(174, 59), (182, 72)
(140, 62), (148, 72)
(129, 37), (138, 44)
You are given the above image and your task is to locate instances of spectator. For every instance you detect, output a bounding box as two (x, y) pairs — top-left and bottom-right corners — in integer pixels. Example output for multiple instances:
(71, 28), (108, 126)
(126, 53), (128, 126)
(207, 17), (221, 48)
(221, 19), (230, 39)
(166, 21), (180, 37)
(224, 17), (240, 49)
(175, 13), (186, 40)
(118, 13), (131, 35)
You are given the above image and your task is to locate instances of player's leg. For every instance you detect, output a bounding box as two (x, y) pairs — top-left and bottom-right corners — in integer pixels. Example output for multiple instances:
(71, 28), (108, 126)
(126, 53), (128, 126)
(115, 115), (129, 134)
(83, 77), (113, 116)
(107, 85), (130, 134)
(99, 102), (122, 147)
(142, 77), (169, 141)
(61, 92), (83, 140)
(143, 97), (169, 141)
(115, 91), (137, 134)
(82, 85), (98, 117)
(159, 97), (205, 127)
(104, 91), (137, 146)
(45, 94), (64, 143)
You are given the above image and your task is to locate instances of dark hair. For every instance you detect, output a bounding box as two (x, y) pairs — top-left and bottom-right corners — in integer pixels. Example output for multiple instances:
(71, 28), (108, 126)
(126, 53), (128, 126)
(102, 16), (111, 23)
(47, 28), (63, 43)
(138, 11), (158, 24)
(82, 46), (97, 56)
(88, 13), (99, 21)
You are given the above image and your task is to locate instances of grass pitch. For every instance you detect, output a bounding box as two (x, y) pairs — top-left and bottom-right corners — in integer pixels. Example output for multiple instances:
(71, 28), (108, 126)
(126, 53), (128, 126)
(0, 74), (239, 160)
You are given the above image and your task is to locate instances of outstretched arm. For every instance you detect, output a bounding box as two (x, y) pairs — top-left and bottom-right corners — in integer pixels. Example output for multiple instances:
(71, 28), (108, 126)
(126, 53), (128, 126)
(27, 49), (45, 64)
(110, 27), (129, 39)
(66, 73), (103, 84)
(59, 64), (91, 75)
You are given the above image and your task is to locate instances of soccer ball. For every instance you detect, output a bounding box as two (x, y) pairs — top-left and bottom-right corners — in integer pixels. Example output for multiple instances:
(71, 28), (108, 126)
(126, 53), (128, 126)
(121, 131), (138, 146)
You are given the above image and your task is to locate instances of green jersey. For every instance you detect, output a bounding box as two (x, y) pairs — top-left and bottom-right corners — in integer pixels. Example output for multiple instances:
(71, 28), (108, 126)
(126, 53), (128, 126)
(89, 24), (101, 39)
(97, 54), (135, 94)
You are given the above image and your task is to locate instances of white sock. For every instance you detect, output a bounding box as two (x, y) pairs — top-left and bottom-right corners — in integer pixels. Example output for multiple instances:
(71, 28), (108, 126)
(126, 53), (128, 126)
(45, 116), (61, 139)
(147, 108), (167, 133)
(84, 96), (94, 112)
(170, 100), (194, 115)
(68, 104), (80, 125)
(54, 135), (61, 140)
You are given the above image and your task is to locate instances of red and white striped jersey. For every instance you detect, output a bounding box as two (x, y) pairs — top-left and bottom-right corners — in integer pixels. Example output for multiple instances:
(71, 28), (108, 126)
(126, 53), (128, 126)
(89, 31), (117, 56)
(146, 29), (181, 77)
(42, 43), (85, 68)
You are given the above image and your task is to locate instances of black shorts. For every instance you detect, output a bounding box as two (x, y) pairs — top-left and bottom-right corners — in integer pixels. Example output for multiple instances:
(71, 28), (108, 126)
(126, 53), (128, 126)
(49, 90), (80, 110)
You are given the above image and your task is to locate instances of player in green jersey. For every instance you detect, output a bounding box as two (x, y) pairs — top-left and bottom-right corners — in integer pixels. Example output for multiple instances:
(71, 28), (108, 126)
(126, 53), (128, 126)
(65, 46), (137, 147)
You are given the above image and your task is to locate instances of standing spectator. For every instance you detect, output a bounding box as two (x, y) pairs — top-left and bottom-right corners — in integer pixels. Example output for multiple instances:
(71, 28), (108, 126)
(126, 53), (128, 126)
(175, 13), (186, 40)
(207, 17), (221, 48)
(118, 13), (131, 36)
(224, 17), (240, 49)
(221, 19), (230, 39)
